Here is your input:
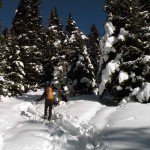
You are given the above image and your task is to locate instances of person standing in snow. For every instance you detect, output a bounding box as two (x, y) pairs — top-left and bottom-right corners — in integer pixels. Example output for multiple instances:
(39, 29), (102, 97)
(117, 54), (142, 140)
(36, 81), (58, 121)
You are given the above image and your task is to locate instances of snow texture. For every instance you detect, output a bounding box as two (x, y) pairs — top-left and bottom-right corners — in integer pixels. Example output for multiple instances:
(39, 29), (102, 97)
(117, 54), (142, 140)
(0, 134), (4, 150)
(134, 82), (150, 102)
(1, 90), (150, 150)
(143, 55), (150, 63)
(119, 71), (129, 84)
(99, 60), (119, 95)
(118, 28), (128, 41)
(104, 21), (115, 38)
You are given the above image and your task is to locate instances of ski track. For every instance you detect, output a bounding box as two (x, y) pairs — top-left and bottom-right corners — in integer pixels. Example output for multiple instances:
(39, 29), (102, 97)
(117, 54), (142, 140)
(1, 101), (107, 150)
(90, 106), (117, 130)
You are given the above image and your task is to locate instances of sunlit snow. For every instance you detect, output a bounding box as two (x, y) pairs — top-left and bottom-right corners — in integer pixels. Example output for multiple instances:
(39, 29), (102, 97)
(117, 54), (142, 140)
(1, 90), (150, 150)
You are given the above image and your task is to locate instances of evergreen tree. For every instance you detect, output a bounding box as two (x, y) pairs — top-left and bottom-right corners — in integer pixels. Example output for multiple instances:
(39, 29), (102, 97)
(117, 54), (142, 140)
(65, 14), (78, 38)
(45, 8), (64, 65)
(87, 24), (101, 76)
(64, 14), (96, 95)
(64, 14), (79, 63)
(139, 0), (150, 23)
(2, 33), (25, 96)
(44, 8), (66, 92)
(99, 0), (150, 103)
(0, 33), (7, 97)
(0, 50), (8, 97)
(67, 33), (96, 95)
(11, 0), (44, 91)
(46, 8), (64, 65)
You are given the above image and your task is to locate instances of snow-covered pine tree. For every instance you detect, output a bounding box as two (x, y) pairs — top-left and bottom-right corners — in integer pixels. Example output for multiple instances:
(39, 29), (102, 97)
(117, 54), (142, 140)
(46, 8), (64, 65)
(65, 14), (78, 38)
(99, 0), (150, 103)
(87, 24), (101, 76)
(1, 32), (25, 96)
(68, 33), (96, 95)
(45, 8), (67, 94)
(139, 0), (150, 23)
(64, 15), (96, 94)
(64, 14), (79, 63)
(0, 32), (8, 97)
(11, 0), (44, 92)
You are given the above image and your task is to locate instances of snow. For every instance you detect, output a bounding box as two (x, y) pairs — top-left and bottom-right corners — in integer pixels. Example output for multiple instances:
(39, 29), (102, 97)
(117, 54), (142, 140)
(0, 76), (5, 81)
(13, 61), (24, 68)
(63, 86), (68, 91)
(23, 46), (30, 49)
(1, 90), (150, 150)
(119, 71), (129, 84)
(136, 82), (150, 102)
(0, 134), (4, 150)
(53, 40), (61, 47)
(69, 34), (76, 42)
(143, 55), (150, 63)
(118, 28), (128, 41)
(104, 36), (116, 53)
(80, 32), (87, 39)
(15, 9), (18, 13)
(99, 60), (120, 95)
(104, 21), (115, 37)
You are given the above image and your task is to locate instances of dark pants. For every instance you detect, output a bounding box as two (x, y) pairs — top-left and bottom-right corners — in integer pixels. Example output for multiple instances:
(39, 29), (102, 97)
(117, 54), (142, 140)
(44, 99), (53, 120)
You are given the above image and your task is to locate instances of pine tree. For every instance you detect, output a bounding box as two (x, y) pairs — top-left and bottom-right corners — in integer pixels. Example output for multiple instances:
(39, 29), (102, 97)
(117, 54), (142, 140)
(139, 0), (150, 23)
(46, 8), (64, 65)
(64, 14), (79, 63)
(87, 24), (101, 76)
(0, 33), (7, 97)
(0, 0), (8, 97)
(99, 0), (150, 103)
(3, 33), (25, 96)
(11, 0), (44, 91)
(64, 14), (96, 95)
(67, 33), (96, 95)
(0, 50), (8, 97)
(44, 8), (66, 93)
(65, 14), (78, 38)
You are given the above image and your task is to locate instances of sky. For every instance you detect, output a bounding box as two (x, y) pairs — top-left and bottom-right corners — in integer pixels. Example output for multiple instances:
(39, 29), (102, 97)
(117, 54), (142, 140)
(0, 0), (107, 35)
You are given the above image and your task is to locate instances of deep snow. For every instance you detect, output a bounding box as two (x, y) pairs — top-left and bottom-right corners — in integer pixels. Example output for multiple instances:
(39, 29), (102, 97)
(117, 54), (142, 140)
(0, 89), (150, 150)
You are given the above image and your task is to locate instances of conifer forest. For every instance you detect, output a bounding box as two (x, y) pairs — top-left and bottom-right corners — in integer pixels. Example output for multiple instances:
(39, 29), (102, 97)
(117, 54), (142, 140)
(0, 0), (150, 104)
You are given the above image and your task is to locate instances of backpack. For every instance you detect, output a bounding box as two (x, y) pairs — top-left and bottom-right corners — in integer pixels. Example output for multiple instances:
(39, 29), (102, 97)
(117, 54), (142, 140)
(46, 87), (54, 101)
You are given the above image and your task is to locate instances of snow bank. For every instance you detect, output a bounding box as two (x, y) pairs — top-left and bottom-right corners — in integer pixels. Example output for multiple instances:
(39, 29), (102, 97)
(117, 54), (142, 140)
(16, 102), (105, 150)
(1, 89), (150, 150)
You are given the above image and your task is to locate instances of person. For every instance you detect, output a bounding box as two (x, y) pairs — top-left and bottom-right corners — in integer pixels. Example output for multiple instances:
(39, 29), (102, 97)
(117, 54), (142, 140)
(36, 81), (58, 121)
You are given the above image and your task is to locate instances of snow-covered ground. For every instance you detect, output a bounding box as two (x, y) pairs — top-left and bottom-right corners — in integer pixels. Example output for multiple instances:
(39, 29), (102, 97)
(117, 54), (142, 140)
(0, 89), (150, 150)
